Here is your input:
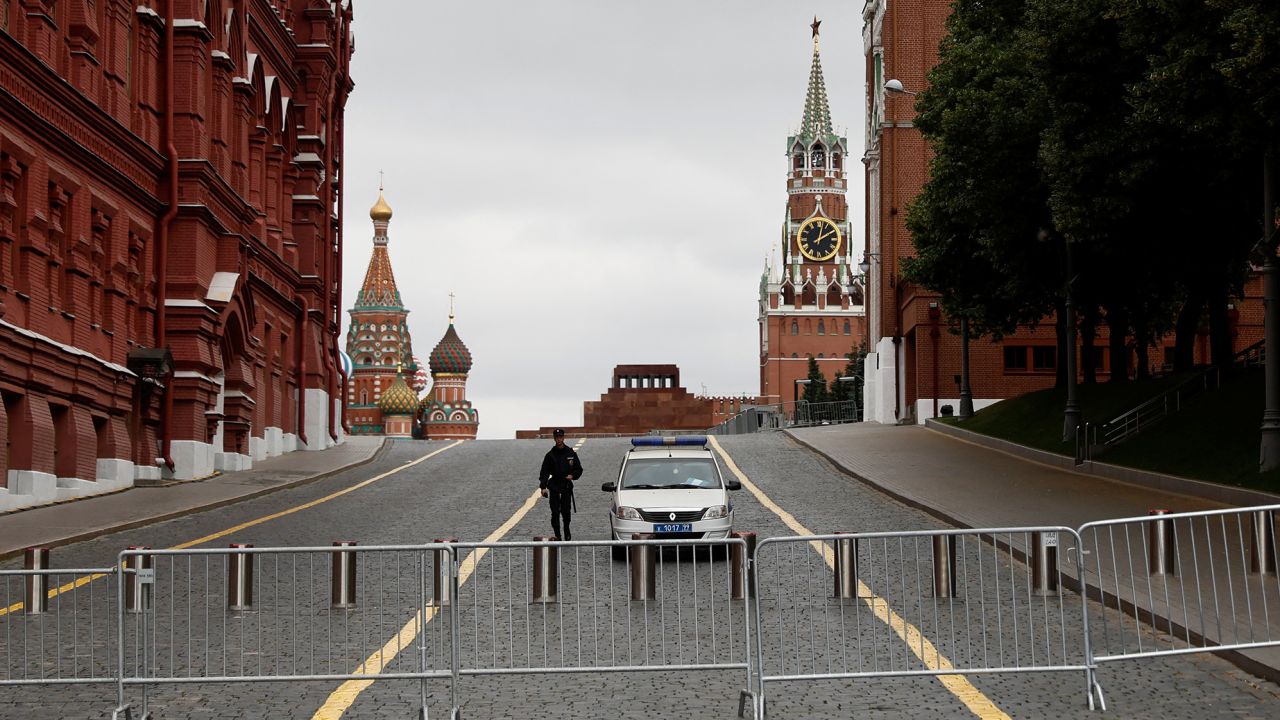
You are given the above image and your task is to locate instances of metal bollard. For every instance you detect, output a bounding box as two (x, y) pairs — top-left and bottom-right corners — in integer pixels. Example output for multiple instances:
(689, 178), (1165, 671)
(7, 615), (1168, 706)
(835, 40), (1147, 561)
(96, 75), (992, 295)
(932, 534), (958, 599)
(730, 531), (757, 601)
(630, 533), (657, 602)
(1148, 509), (1176, 576)
(227, 543), (254, 611)
(431, 538), (457, 607)
(1249, 510), (1277, 575)
(331, 541), (358, 609)
(124, 546), (153, 614)
(530, 536), (558, 604)
(23, 547), (50, 615)
(1031, 531), (1059, 595)
(833, 532), (859, 601)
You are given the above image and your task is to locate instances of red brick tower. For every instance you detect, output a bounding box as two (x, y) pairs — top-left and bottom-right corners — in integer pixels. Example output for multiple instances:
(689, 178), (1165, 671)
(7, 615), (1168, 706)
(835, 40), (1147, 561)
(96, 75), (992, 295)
(758, 18), (866, 406)
(419, 308), (479, 440)
(343, 187), (420, 435)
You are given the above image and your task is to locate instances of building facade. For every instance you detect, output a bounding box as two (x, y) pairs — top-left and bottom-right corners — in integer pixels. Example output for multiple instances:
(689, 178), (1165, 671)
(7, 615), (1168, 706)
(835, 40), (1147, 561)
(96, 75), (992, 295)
(0, 0), (354, 511)
(343, 187), (421, 435)
(758, 20), (866, 407)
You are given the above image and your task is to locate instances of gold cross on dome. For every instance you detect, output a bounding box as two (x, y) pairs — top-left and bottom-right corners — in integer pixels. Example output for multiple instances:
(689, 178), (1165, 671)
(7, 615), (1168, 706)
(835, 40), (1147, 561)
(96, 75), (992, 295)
(379, 169), (384, 191)
(448, 291), (456, 322)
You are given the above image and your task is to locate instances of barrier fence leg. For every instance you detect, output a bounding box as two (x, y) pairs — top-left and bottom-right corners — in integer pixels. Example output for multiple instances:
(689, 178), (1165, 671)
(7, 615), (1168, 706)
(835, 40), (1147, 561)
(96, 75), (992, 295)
(432, 538), (457, 607)
(418, 548), (430, 720)
(449, 546), (462, 720)
(731, 531), (757, 601)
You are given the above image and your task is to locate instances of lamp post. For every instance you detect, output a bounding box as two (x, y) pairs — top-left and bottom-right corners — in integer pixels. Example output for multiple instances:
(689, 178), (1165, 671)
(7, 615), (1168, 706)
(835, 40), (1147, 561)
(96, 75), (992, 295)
(1261, 144), (1280, 471)
(959, 315), (974, 419)
(837, 375), (860, 422)
(1063, 236), (1082, 442)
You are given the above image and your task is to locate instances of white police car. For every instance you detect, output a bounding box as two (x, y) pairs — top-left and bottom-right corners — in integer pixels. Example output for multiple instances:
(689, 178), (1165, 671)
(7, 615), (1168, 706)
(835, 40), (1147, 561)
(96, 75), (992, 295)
(600, 436), (741, 559)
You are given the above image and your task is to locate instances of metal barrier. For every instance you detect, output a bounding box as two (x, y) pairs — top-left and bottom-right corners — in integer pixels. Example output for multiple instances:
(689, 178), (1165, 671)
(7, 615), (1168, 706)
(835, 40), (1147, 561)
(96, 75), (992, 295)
(448, 537), (755, 718)
(0, 557), (121, 687)
(750, 527), (1097, 717)
(111, 544), (456, 720)
(1078, 505), (1280, 670)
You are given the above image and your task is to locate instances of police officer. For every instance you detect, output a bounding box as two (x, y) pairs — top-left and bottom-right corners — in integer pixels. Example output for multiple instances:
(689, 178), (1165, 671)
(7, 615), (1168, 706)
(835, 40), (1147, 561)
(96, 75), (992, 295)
(538, 429), (583, 541)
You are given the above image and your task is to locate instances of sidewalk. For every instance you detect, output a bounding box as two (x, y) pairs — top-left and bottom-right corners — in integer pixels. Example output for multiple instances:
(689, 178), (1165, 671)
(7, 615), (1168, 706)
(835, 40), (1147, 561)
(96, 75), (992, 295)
(0, 436), (385, 560)
(788, 422), (1280, 682)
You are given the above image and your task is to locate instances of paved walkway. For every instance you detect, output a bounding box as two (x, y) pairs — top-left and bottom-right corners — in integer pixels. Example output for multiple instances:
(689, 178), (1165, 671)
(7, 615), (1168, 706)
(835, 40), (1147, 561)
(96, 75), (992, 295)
(0, 437), (384, 559)
(788, 422), (1280, 683)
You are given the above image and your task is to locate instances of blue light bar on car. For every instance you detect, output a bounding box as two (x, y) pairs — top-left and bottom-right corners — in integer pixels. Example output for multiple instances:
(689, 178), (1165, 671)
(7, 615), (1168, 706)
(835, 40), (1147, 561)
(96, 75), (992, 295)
(631, 436), (708, 447)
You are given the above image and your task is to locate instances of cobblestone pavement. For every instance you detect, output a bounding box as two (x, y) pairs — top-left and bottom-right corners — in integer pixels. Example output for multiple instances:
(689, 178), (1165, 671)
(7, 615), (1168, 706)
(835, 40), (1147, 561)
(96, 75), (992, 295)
(3, 435), (1280, 718)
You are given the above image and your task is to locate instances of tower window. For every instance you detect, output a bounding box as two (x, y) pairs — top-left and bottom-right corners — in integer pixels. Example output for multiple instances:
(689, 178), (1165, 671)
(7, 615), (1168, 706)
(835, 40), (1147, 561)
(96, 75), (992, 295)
(843, 320), (851, 335)
(817, 319), (825, 336)
(791, 320), (798, 336)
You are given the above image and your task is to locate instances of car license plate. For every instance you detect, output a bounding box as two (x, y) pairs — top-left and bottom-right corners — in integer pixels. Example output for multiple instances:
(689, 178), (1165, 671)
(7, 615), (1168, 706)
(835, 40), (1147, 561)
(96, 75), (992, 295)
(653, 523), (693, 533)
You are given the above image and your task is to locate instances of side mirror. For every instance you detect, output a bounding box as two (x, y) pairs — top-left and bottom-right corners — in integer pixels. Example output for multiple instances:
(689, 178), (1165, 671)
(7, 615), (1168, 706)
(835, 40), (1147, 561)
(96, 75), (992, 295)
(601, 481), (617, 492)
(725, 479), (742, 491)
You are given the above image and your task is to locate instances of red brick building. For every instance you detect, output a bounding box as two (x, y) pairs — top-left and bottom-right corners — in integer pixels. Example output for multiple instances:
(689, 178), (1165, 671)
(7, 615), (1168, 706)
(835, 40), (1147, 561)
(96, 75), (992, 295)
(860, 0), (1262, 424)
(517, 364), (751, 438)
(0, 1), (354, 511)
(759, 21), (866, 408)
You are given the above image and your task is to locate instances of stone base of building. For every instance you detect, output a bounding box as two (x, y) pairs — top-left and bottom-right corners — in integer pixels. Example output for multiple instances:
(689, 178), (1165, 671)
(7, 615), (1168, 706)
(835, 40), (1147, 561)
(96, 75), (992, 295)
(912, 397), (1003, 423)
(864, 337), (900, 425)
(2, 459), (136, 513)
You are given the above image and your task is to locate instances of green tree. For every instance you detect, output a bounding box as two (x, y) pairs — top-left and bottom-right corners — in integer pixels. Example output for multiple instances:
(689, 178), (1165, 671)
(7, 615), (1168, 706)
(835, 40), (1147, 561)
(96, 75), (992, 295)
(803, 356), (829, 404)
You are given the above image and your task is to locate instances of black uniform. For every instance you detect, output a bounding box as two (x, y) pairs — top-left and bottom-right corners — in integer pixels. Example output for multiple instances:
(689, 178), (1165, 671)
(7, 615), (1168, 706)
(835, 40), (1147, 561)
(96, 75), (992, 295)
(538, 444), (583, 540)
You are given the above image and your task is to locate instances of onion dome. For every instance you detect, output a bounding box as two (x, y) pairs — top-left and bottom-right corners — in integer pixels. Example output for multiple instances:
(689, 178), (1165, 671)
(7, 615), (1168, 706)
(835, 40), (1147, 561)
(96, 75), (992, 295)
(378, 373), (418, 415)
(370, 188), (393, 222)
(429, 322), (473, 374)
(412, 355), (430, 392)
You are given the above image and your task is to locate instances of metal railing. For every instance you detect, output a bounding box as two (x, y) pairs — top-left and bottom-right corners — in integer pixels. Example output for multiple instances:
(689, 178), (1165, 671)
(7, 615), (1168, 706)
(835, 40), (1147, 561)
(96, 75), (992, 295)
(750, 527), (1098, 717)
(7, 506), (1280, 717)
(1079, 505), (1280, 666)
(709, 406), (784, 435)
(783, 399), (861, 428)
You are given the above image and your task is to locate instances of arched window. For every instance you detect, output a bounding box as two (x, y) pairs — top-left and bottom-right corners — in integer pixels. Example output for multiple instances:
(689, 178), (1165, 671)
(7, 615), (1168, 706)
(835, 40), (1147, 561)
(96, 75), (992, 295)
(843, 320), (851, 335)
(817, 320), (826, 336)
(791, 320), (798, 335)
(818, 353), (825, 359)
(791, 353), (797, 358)
(360, 390), (368, 404)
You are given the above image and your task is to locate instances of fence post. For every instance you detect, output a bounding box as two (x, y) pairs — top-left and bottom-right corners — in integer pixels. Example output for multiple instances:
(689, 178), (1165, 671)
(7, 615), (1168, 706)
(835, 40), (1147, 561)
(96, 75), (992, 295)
(125, 546), (153, 614)
(227, 543), (254, 611)
(833, 532), (859, 601)
(1249, 510), (1277, 575)
(530, 536), (558, 604)
(730, 531), (756, 601)
(1148, 510), (1176, 576)
(331, 541), (358, 609)
(932, 535), (958, 598)
(432, 538), (457, 607)
(630, 533), (657, 601)
(23, 547), (50, 614)
(1031, 531), (1059, 595)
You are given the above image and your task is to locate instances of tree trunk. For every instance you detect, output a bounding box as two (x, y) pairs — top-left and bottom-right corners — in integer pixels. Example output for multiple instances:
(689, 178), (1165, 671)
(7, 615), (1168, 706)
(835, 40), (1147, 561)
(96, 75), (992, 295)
(1081, 309), (1098, 384)
(1173, 294), (1202, 372)
(1107, 306), (1130, 383)
(1134, 318), (1151, 380)
(1208, 285), (1233, 371)
(1054, 300), (1067, 389)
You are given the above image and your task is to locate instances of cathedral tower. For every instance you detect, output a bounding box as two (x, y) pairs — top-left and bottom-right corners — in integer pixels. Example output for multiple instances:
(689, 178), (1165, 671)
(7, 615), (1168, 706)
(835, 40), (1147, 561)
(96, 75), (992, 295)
(419, 305), (479, 440)
(344, 186), (420, 434)
(758, 18), (866, 405)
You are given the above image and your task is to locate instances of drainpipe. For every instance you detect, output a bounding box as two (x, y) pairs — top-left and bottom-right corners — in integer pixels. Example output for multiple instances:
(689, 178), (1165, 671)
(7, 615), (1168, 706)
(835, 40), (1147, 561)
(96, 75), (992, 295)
(156, 0), (178, 473)
(294, 295), (309, 448)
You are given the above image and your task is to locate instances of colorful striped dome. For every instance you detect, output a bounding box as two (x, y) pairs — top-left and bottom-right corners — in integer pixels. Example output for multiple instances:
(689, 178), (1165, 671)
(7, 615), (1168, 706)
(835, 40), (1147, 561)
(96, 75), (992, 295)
(429, 324), (472, 374)
(377, 373), (418, 415)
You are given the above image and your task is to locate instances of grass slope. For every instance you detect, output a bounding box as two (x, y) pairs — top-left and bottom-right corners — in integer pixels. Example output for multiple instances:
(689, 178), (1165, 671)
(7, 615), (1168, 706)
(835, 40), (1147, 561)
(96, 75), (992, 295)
(941, 368), (1280, 493)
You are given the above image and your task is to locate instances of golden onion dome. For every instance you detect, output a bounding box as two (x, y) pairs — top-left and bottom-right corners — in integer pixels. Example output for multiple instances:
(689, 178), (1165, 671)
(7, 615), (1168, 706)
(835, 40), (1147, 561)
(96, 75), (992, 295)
(370, 188), (393, 222)
(377, 373), (417, 415)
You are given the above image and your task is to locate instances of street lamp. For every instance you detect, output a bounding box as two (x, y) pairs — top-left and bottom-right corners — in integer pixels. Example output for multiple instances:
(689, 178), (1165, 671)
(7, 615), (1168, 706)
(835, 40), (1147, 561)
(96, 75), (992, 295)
(837, 375), (861, 422)
(1062, 236), (1082, 441)
(794, 378), (811, 405)
(958, 315), (974, 419)
(884, 79), (918, 97)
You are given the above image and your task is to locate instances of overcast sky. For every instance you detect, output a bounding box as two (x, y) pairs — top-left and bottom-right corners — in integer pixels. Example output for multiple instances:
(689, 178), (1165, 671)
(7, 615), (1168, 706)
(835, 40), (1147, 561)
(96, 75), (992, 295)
(339, 1), (868, 439)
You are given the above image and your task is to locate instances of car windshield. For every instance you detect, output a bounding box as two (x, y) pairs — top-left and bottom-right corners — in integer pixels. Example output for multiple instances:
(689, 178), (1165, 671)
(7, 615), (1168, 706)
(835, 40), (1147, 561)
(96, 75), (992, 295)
(621, 458), (722, 490)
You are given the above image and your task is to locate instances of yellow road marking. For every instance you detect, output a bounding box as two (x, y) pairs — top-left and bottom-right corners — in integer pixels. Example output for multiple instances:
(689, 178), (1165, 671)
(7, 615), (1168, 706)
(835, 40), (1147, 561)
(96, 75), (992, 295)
(0, 440), (464, 618)
(708, 436), (1010, 720)
(312, 482), (554, 719)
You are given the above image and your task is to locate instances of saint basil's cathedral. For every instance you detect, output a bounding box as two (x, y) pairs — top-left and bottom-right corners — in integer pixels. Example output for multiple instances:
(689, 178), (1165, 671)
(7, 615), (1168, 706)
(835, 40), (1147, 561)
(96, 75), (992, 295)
(343, 188), (478, 439)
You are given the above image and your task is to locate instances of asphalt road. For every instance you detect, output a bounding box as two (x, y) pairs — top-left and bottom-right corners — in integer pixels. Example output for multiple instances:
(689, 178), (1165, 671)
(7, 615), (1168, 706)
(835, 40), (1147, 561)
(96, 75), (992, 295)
(3, 435), (1279, 719)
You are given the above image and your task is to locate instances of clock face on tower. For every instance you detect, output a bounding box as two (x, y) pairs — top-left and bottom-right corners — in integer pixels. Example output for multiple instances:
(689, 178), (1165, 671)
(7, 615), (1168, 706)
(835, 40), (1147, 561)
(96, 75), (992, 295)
(796, 217), (841, 261)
